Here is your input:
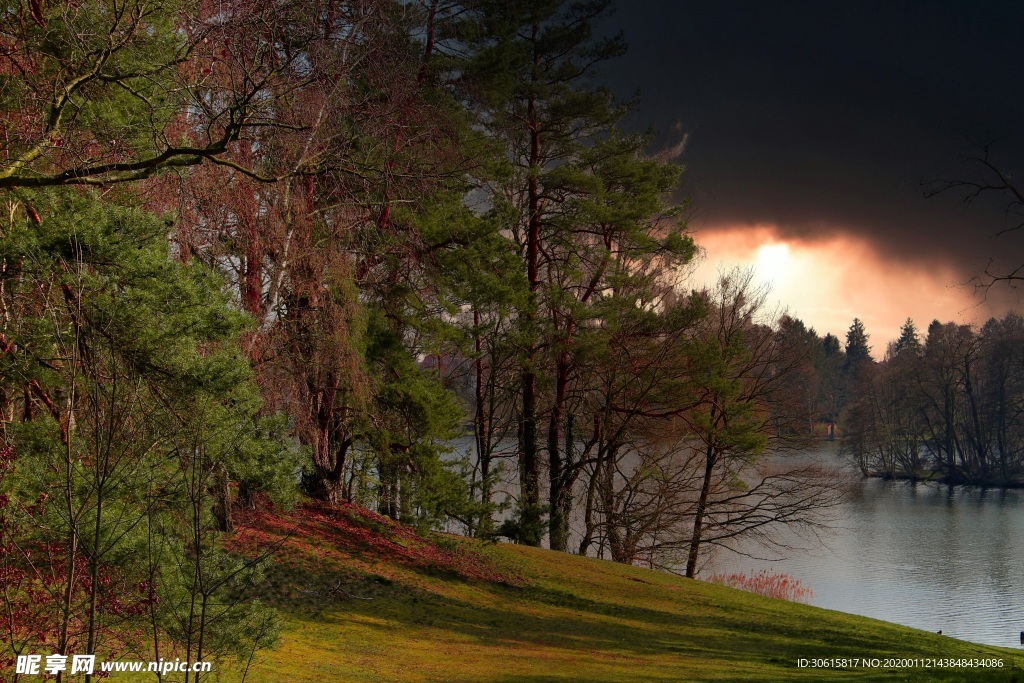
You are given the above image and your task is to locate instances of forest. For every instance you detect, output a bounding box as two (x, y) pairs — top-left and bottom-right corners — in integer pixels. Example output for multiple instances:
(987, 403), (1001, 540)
(843, 316), (1024, 485)
(1, 0), (1021, 678)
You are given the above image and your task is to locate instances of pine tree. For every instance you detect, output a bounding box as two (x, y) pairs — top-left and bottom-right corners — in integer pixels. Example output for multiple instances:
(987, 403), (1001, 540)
(816, 333), (845, 440)
(466, 0), (694, 549)
(0, 191), (290, 670)
(466, 0), (626, 546)
(822, 333), (842, 357)
(893, 317), (923, 357)
(845, 318), (873, 372)
(0, 0), (333, 188)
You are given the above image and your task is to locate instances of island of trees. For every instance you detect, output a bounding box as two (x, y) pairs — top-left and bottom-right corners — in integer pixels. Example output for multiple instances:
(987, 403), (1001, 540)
(841, 315), (1024, 486)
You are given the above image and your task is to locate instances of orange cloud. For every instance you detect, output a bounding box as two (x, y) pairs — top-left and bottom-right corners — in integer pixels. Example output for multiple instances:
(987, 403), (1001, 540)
(689, 224), (1005, 348)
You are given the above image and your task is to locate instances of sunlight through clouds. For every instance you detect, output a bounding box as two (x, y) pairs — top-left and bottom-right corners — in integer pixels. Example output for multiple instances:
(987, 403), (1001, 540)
(755, 243), (793, 285)
(690, 224), (1003, 345)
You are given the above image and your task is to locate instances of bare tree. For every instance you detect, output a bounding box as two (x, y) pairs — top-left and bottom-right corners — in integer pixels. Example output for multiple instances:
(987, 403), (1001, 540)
(925, 143), (1024, 291)
(680, 271), (841, 578)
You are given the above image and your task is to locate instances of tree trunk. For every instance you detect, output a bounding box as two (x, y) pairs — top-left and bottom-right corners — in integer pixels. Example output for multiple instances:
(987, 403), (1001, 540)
(518, 366), (542, 543)
(211, 461), (233, 533)
(517, 26), (543, 547)
(578, 433), (607, 557)
(242, 244), (261, 316)
(686, 441), (717, 578)
(548, 361), (570, 551)
(600, 447), (626, 561)
(303, 374), (349, 503)
(473, 310), (494, 538)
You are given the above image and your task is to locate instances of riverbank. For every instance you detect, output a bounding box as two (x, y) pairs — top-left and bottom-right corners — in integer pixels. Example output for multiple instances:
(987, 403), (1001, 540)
(226, 501), (1024, 682)
(858, 468), (1024, 489)
(819, 431), (1024, 489)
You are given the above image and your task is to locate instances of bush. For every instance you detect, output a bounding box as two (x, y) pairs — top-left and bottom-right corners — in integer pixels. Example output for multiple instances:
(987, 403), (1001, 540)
(708, 569), (813, 603)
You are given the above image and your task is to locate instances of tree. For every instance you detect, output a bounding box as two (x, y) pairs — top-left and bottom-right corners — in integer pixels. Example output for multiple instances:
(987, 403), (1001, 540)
(572, 249), (703, 561)
(977, 314), (1024, 481)
(0, 0), (343, 189)
(466, 0), (696, 550)
(679, 271), (837, 578)
(464, 0), (626, 545)
(841, 355), (925, 479)
(844, 318), (873, 372)
(892, 317), (923, 359)
(774, 316), (822, 436)
(841, 317), (928, 478)
(0, 192), (289, 675)
(358, 308), (467, 525)
(427, 198), (527, 537)
(918, 320), (976, 481)
(533, 134), (692, 551)
(842, 312), (1024, 486)
(816, 333), (844, 440)
(148, 0), (484, 511)
(925, 144), (1024, 291)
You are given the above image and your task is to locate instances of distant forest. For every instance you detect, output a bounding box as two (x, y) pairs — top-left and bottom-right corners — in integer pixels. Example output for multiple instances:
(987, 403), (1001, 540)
(0, 0), (1019, 674)
(840, 315), (1024, 486)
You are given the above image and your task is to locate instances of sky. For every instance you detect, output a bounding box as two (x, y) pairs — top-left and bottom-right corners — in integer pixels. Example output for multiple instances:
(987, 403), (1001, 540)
(600, 1), (1024, 346)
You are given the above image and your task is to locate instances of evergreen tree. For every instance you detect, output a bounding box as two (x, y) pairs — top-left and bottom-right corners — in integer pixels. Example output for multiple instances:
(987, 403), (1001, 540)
(893, 317), (923, 358)
(822, 333), (842, 357)
(845, 318), (873, 372)
(466, 0), (625, 546)
(0, 0), (333, 188)
(467, 0), (694, 549)
(816, 333), (845, 439)
(0, 192), (289, 670)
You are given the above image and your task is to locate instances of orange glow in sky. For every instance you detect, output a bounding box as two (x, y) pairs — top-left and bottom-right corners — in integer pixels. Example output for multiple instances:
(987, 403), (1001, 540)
(689, 225), (1002, 348)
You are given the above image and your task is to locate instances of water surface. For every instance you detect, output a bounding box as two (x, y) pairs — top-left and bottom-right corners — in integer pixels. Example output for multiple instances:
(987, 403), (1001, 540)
(717, 447), (1024, 648)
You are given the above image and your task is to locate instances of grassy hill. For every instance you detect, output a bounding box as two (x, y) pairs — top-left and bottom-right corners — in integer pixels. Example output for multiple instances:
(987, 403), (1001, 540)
(224, 502), (1024, 682)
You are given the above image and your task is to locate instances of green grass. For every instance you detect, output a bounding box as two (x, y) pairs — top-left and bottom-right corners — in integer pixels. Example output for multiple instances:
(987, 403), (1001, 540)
(226, 503), (1024, 682)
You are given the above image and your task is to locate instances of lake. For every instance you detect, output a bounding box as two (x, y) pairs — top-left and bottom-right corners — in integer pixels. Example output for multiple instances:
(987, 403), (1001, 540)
(715, 444), (1024, 648)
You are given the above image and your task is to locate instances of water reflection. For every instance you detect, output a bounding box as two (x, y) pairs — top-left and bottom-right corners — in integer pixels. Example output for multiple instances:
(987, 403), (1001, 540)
(716, 447), (1024, 648)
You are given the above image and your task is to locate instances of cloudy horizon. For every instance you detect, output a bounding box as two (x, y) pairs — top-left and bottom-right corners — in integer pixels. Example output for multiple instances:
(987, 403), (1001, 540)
(600, 0), (1024, 346)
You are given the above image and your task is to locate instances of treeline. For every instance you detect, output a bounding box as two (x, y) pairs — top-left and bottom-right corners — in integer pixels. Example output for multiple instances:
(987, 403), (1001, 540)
(0, 0), (841, 674)
(759, 311), (1024, 488)
(842, 316), (1024, 486)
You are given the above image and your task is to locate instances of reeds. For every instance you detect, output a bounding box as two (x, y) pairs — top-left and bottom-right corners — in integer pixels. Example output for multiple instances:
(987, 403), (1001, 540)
(708, 569), (813, 604)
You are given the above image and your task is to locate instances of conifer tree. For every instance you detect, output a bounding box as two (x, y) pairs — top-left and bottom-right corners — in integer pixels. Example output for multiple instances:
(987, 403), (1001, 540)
(893, 317), (923, 357)
(467, 0), (694, 549)
(0, 192), (289, 672)
(845, 318), (873, 373)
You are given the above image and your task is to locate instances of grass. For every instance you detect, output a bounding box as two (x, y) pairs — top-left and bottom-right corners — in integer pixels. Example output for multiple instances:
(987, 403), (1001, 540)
(220, 502), (1024, 682)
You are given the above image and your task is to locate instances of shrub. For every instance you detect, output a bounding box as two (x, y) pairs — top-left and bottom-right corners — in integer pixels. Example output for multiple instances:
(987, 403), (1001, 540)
(708, 569), (813, 604)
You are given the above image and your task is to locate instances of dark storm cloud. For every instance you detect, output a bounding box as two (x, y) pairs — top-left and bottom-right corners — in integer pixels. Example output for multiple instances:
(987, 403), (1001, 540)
(600, 0), (1024, 278)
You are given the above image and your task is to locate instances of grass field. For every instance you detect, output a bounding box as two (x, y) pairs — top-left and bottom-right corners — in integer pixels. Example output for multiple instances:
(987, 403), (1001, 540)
(223, 502), (1024, 682)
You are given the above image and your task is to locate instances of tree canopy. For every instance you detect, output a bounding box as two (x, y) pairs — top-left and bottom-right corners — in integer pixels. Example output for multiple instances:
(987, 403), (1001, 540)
(0, 2), (887, 673)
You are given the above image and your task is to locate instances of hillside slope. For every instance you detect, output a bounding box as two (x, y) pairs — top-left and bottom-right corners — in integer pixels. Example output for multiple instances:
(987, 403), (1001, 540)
(228, 503), (1023, 682)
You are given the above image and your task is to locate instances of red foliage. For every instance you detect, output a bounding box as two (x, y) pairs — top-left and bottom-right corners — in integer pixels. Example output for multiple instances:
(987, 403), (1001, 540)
(229, 501), (526, 587)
